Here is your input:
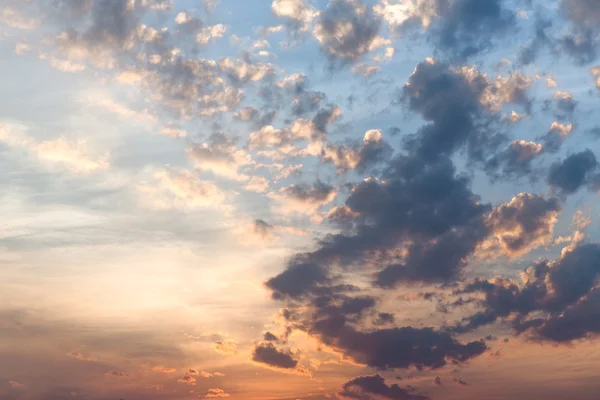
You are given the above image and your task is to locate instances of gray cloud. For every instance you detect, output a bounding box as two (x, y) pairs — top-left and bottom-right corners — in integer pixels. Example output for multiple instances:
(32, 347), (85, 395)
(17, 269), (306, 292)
(252, 343), (298, 369)
(548, 149), (598, 194)
(433, 0), (516, 59)
(339, 374), (429, 400)
(453, 244), (600, 342)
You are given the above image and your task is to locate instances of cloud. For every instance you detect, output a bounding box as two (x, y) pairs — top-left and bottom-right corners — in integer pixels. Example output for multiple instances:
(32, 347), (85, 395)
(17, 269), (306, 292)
(272, 0), (317, 34)
(264, 331), (280, 341)
(376, 0), (515, 59)
(252, 343), (299, 369)
(309, 322), (486, 370)
(137, 169), (231, 211)
(484, 193), (561, 257)
(66, 351), (97, 362)
(214, 340), (238, 355)
(8, 381), (27, 389)
(0, 6), (40, 30)
(187, 132), (253, 181)
(106, 370), (131, 378)
(560, 0), (600, 64)
(205, 388), (231, 398)
(177, 372), (197, 385)
(538, 122), (574, 153)
(0, 125), (109, 173)
(152, 365), (177, 373)
(591, 66), (600, 90)
(433, 0), (515, 59)
(454, 243), (600, 341)
(401, 59), (493, 162)
(485, 140), (543, 180)
(339, 374), (429, 400)
(548, 149), (598, 194)
(196, 24), (228, 44)
(313, 0), (385, 66)
(266, 262), (330, 299)
(268, 180), (337, 216)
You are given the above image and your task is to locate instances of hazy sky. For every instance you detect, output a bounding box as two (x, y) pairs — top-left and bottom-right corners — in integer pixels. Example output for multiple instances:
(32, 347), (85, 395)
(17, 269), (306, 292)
(2, 0), (600, 399)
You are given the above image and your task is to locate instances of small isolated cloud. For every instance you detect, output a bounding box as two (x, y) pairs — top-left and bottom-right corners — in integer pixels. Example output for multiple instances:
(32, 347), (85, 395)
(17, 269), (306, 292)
(66, 351), (97, 362)
(252, 343), (298, 369)
(152, 365), (177, 373)
(205, 388), (230, 398)
(106, 370), (131, 379)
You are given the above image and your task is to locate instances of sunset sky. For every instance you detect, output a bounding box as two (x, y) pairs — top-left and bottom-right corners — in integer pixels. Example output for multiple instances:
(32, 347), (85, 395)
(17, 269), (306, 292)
(2, 0), (600, 399)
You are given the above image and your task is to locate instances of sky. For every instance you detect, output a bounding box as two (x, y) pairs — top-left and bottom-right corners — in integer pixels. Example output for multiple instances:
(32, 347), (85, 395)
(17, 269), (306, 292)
(1, 0), (600, 399)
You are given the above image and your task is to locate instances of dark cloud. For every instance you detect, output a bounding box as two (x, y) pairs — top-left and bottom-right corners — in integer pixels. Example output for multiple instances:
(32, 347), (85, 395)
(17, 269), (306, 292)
(485, 140), (543, 181)
(263, 332), (279, 341)
(548, 149), (598, 194)
(523, 287), (600, 342)
(314, 0), (383, 66)
(401, 59), (488, 161)
(339, 374), (429, 400)
(310, 322), (486, 370)
(562, 0), (600, 28)
(454, 244), (600, 342)
(252, 343), (298, 369)
(433, 0), (516, 59)
(266, 262), (329, 299)
(373, 312), (395, 326)
(453, 377), (468, 386)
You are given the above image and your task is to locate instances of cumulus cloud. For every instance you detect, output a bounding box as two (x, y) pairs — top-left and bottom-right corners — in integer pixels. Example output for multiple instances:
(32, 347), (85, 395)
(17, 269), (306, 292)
(484, 193), (561, 257)
(313, 0), (386, 66)
(252, 343), (299, 369)
(205, 388), (230, 398)
(454, 244), (600, 341)
(548, 150), (598, 195)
